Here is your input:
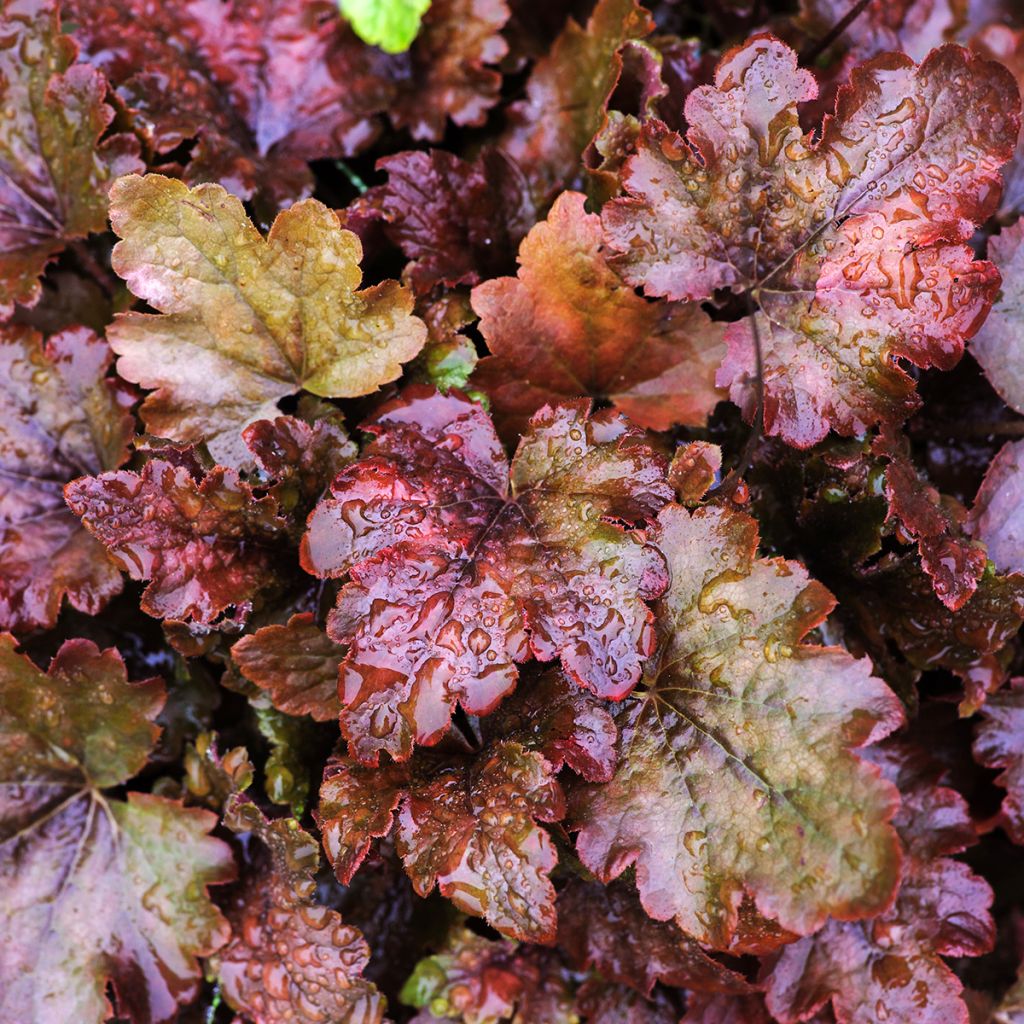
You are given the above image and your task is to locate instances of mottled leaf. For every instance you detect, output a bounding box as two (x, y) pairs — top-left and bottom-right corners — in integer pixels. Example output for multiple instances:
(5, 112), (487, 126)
(0, 636), (233, 1023)
(557, 877), (751, 996)
(669, 442), (723, 505)
(106, 174), (426, 466)
(570, 503), (904, 947)
(301, 388), (671, 763)
(65, 459), (287, 624)
(764, 742), (994, 1024)
(318, 741), (565, 941)
(471, 191), (725, 441)
(232, 613), (344, 722)
(0, 326), (135, 631)
(603, 38), (1019, 447)
(974, 678), (1024, 844)
(0, 0), (141, 315)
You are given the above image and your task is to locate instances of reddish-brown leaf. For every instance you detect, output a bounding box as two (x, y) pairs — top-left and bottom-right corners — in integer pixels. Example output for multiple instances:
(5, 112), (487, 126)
(387, 0), (511, 141)
(231, 613), (344, 722)
(360, 148), (533, 294)
(0, 636), (234, 1023)
(974, 678), (1024, 844)
(301, 388), (671, 763)
(480, 668), (618, 783)
(66, 0), (395, 208)
(972, 25), (1024, 218)
(570, 503), (905, 947)
(213, 795), (386, 1024)
(557, 878), (751, 996)
(500, 0), (655, 207)
(603, 37), (1019, 447)
(65, 459), (287, 625)
(763, 742), (994, 1024)
(318, 741), (565, 942)
(874, 425), (986, 611)
(0, 326), (135, 631)
(471, 191), (725, 441)
(669, 442), (723, 505)
(0, 0), (141, 315)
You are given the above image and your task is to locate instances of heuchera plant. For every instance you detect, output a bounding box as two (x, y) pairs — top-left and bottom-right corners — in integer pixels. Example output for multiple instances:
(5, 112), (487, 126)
(7, 0), (1024, 1021)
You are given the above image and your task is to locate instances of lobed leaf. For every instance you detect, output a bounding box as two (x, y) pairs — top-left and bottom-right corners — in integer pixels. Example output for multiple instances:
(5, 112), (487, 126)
(301, 388), (672, 763)
(318, 740), (565, 942)
(603, 37), (1019, 446)
(0, 636), (234, 1023)
(472, 191), (725, 441)
(105, 174), (426, 466)
(570, 503), (905, 947)
(974, 678), (1024, 845)
(0, 326), (135, 631)
(65, 459), (287, 625)
(763, 742), (994, 1024)
(0, 0), (141, 315)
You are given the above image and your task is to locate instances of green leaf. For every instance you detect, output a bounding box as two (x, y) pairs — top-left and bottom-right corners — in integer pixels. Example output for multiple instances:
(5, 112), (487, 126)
(339, 0), (431, 53)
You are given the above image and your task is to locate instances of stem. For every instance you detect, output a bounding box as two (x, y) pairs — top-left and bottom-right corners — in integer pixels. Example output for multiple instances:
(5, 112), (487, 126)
(801, 0), (873, 65)
(335, 159), (368, 195)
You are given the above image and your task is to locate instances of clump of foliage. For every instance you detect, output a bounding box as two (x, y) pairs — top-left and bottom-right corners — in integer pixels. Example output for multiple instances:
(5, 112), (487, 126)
(6, 0), (1024, 1022)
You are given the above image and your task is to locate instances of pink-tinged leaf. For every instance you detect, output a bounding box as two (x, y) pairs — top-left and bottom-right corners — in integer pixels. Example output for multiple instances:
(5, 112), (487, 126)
(387, 0), (511, 141)
(875, 425), (986, 611)
(318, 741), (565, 942)
(603, 38), (1019, 447)
(360, 148), (533, 294)
(105, 174), (426, 467)
(0, 636), (234, 1024)
(0, 326), (135, 631)
(65, 459), (287, 625)
(481, 668), (618, 783)
(972, 222), (1024, 413)
(471, 191), (725, 441)
(974, 678), (1024, 844)
(669, 442), (723, 505)
(681, 992), (779, 1024)
(970, 439), (1024, 574)
(500, 0), (655, 207)
(0, 0), (141, 316)
(231, 613), (344, 722)
(557, 878), (751, 996)
(212, 795), (386, 1024)
(972, 25), (1024, 218)
(570, 503), (905, 947)
(763, 742), (994, 1024)
(301, 389), (671, 763)
(66, 0), (395, 207)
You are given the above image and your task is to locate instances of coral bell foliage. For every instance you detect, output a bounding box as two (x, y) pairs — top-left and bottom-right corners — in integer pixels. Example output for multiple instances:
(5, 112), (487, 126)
(11, 0), (1024, 1021)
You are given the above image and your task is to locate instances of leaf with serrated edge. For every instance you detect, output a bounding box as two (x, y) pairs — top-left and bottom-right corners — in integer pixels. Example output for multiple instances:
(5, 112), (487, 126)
(106, 174), (426, 466)
(570, 503), (904, 947)
(0, 635), (233, 1024)
(603, 37), (1019, 447)
(301, 388), (671, 763)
